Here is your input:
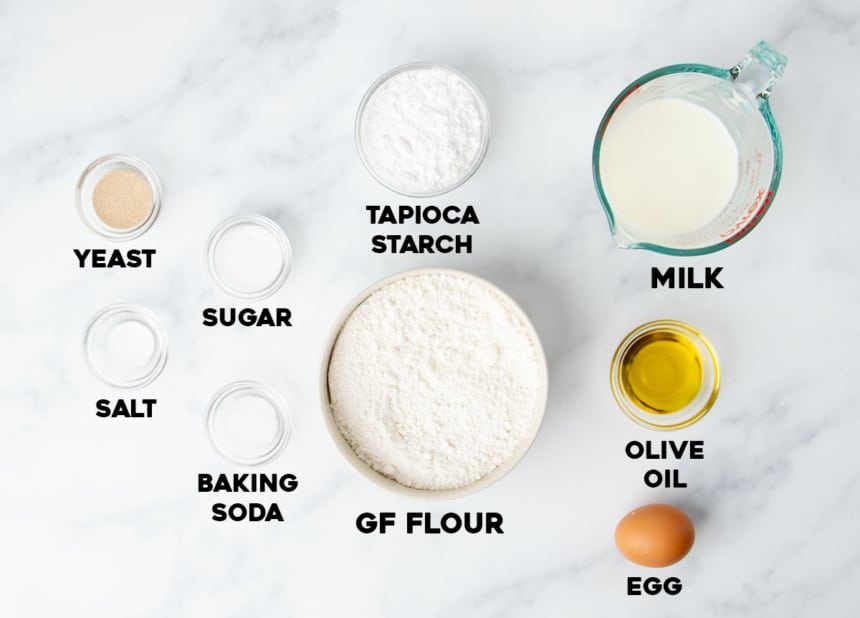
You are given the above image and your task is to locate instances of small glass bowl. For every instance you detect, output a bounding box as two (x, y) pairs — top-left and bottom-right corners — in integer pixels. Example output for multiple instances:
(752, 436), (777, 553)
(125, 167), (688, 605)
(610, 320), (720, 431)
(355, 61), (491, 197)
(206, 214), (293, 301)
(83, 304), (168, 389)
(76, 154), (162, 241)
(206, 381), (291, 466)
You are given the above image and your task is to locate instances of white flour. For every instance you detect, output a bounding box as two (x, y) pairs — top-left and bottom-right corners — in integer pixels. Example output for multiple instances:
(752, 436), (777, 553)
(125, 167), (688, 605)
(328, 272), (542, 490)
(359, 65), (485, 195)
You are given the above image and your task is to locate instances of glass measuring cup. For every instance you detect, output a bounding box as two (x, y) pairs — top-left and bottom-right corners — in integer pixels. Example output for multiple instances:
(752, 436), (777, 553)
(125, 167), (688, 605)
(593, 41), (787, 255)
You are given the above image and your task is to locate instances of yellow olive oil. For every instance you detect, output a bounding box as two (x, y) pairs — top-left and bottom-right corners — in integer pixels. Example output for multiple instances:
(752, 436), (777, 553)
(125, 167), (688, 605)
(620, 330), (703, 414)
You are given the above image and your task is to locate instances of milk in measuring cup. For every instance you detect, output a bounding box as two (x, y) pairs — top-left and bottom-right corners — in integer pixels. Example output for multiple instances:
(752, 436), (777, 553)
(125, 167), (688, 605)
(599, 98), (739, 238)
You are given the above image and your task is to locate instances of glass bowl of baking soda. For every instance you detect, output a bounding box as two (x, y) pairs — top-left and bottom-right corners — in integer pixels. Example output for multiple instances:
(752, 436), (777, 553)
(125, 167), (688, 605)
(355, 62), (491, 197)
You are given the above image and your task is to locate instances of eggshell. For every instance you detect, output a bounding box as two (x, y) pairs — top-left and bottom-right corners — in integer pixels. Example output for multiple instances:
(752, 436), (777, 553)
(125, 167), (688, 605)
(615, 503), (695, 567)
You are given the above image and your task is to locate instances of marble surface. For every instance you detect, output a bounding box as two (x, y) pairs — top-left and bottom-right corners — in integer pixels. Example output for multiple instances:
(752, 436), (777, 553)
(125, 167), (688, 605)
(1, 0), (859, 616)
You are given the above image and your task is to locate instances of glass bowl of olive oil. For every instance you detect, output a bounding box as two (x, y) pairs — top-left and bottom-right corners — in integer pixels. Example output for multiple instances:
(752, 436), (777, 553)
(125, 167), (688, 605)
(610, 320), (720, 431)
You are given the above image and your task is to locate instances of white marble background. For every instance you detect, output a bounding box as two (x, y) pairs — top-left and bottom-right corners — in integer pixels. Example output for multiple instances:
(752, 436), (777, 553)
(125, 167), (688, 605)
(1, 0), (858, 616)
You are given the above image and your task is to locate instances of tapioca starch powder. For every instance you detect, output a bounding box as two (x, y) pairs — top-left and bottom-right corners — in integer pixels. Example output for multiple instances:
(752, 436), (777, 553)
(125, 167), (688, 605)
(327, 272), (542, 491)
(359, 65), (485, 195)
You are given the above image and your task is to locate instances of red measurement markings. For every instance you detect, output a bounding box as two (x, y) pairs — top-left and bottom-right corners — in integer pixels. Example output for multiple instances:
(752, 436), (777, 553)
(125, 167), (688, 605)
(722, 189), (773, 243)
(598, 84), (640, 139)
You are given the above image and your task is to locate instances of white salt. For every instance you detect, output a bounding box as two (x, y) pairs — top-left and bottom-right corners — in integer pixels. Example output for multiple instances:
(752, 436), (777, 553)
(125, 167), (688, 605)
(104, 320), (155, 371)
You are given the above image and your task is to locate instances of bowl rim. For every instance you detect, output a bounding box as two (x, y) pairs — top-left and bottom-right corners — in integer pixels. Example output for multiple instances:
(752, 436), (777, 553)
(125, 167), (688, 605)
(319, 268), (548, 499)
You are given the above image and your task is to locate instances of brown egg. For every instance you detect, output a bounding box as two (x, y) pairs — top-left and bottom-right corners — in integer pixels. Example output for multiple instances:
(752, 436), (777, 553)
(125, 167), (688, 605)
(615, 503), (695, 567)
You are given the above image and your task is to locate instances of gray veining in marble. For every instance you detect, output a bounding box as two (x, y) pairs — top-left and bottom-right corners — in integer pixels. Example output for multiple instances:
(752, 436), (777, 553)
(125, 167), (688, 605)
(1, 0), (859, 616)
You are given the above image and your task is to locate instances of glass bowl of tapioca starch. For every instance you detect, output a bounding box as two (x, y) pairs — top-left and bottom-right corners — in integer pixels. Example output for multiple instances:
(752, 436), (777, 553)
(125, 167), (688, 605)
(355, 62), (491, 197)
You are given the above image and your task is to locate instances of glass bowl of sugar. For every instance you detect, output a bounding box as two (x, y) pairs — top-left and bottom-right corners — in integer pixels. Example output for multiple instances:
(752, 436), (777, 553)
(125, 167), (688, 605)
(76, 154), (162, 241)
(355, 62), (491, 197)
(206, 215), (292, 301)
(83, 304), (168, 389)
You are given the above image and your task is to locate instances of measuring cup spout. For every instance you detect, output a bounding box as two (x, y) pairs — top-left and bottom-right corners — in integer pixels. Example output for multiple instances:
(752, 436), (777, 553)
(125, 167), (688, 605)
(611, 227), (637, 250)
(730, 40), (787, 100)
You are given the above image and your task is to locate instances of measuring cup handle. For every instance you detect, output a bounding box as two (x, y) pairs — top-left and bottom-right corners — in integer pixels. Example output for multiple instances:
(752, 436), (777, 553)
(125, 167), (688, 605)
(730, 40), (787, 100)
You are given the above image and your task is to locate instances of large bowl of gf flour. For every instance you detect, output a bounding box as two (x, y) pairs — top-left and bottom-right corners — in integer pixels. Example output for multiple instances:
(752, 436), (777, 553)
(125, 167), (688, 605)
(321, 269), (548, 499)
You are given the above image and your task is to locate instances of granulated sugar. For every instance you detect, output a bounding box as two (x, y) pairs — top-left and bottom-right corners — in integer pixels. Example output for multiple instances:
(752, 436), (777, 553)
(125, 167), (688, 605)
(213, 223), (284, 294)
(327, 272), (543, 491)
(358, 65), (486, 195)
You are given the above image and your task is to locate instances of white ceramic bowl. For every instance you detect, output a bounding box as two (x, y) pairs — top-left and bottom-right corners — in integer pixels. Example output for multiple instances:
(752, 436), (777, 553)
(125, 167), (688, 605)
(320, 268), (548, 499)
